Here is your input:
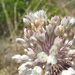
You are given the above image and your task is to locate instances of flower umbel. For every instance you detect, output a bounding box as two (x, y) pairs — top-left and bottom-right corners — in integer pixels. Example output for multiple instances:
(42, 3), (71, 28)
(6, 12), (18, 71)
(12, 10), (75, 75)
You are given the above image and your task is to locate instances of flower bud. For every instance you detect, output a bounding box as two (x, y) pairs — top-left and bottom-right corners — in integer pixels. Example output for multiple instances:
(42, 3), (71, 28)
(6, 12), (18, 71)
(23, 44), (29, 48)
(23, 18), (30, 26)
(67, 40), (73, 46)
(34, 10), (47, 21)
(38, 33), (45, 42)
(63, 33), (68, 38)
(60, 70), (69, 75)
(49, 45), (59, 56)
(49, 15), (60, 25)
(27, 48), (33, 51)
(47, 55), (57, 65)
(18, 63), (26, 70)
(30, 36), (37, 44)
(16, 38), (25, 43)
(31, 23), (36, 30)
(54, 26), (60, 36)
(18, 64), (28, 75)
(24, 62), (33, 67)
(61, 16), (71, 27)
(25, 13), (35, 23)
(68, 49), (75, 56)
(46, 24), (53, 35)
(18, 55), (29, 63)
(35, 19), (40, 26)
(68, 67), (75, 74)
(24, 28), (30, 37)
(69, 17), (75, 28)
(27, 50), (36, 59)
(45, 71), (51, 75)
(35, 44), (43, 52)
(55, 25), (64, 36)
(25, 68), (32, 75)
(32, 66), (43, 75)
(59, 25), (64, 34)
(12, 54), (21, 63)
(54, 36), (63, 48)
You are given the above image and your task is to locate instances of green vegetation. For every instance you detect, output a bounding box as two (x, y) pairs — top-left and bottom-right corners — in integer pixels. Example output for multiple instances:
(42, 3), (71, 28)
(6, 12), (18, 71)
(0, 0), (67, 38)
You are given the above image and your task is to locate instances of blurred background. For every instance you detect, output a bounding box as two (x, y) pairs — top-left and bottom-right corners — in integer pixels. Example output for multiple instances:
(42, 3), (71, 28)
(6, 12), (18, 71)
(0, 0), (75, 75)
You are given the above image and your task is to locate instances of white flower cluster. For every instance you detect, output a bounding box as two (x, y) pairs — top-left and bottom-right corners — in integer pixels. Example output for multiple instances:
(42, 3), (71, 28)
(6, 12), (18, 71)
(12, 10), (75, 75)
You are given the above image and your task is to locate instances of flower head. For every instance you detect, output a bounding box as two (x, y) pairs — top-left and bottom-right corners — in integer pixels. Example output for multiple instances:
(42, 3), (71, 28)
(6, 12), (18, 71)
(12, 10), (75, 75)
